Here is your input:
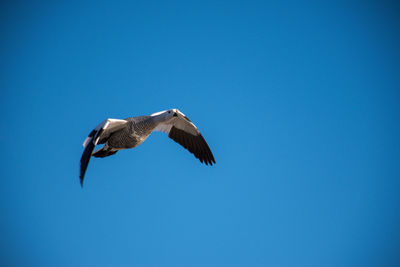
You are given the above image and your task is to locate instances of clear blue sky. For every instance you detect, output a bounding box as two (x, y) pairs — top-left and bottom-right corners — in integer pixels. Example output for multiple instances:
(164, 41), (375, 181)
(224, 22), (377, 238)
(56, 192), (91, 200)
(1, 1), (400, 266)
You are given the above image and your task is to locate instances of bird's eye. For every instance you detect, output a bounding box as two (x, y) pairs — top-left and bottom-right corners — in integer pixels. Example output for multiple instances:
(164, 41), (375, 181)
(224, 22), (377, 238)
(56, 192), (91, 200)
(168, 111), (170, 113)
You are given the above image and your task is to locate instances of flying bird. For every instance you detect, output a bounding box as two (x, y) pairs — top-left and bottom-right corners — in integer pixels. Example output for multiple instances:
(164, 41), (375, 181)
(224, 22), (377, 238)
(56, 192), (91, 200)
(80, 109), (215, 187)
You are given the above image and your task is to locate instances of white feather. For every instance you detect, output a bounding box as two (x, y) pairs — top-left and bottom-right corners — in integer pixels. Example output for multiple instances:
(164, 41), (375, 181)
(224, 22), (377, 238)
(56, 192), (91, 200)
(151, 110), (167, 117)
(153, 123), (172, 134)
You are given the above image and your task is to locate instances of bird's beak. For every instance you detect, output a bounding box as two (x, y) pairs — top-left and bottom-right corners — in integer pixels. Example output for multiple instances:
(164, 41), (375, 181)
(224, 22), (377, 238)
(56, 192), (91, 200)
(173, 113), (178, 117)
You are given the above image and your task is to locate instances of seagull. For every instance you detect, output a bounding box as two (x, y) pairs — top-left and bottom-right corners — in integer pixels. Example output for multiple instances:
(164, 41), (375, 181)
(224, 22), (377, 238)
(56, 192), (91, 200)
(80, 109), (215, 187)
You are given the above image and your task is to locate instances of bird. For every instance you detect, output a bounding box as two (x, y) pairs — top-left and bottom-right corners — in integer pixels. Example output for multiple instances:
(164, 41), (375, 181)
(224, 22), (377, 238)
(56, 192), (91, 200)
(79, 109), (215, 187)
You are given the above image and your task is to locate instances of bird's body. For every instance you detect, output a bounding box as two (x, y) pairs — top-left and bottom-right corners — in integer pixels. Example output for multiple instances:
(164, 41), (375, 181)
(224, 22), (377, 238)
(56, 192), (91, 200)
(94, 116), (155, 155)
(80, 109), (215, 186)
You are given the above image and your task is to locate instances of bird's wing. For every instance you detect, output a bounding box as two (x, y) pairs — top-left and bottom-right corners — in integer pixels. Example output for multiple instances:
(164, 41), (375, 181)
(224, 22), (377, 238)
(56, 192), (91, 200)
(80, 119), (128, 187)
(153, 110), (216, 165)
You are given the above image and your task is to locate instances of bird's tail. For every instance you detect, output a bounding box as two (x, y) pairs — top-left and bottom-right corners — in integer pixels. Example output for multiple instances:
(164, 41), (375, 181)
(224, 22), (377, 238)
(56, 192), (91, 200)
(92, 147), (118, 158)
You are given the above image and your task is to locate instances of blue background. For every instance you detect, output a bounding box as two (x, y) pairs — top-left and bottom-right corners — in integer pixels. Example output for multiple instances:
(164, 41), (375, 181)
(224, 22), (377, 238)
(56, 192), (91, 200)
(1, 1), (400, 266)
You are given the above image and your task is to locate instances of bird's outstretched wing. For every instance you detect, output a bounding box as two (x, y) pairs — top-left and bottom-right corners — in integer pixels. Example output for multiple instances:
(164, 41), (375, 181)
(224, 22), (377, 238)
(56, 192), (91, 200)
(153, 109), (216, 165)
(80, 118), (128, 187)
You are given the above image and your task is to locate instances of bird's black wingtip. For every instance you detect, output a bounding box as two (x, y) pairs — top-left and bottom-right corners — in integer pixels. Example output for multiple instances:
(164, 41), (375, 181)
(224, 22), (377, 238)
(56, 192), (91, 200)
(80, 177), (84, 188)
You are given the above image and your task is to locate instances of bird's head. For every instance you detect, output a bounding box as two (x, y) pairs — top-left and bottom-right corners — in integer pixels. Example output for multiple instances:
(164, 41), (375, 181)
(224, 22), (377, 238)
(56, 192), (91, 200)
(166, 109), (178, 118)
(151, 109), (178, 121)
